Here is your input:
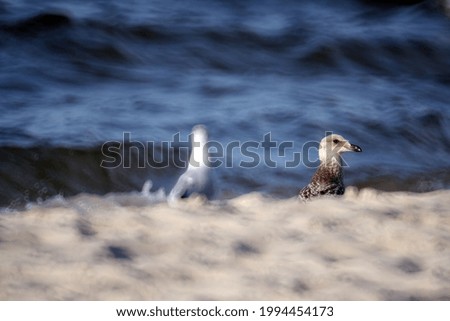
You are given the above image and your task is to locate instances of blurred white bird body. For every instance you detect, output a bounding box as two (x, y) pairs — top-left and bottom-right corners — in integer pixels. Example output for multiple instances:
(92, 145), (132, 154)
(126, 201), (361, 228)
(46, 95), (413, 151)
(168, 125), (214, 201)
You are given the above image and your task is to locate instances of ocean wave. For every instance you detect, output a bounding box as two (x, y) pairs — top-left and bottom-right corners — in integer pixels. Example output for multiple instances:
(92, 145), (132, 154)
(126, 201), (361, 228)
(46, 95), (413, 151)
(1, 143), (448, 209)
(0, 1), (449, 208)
(1, 4), (449, 79)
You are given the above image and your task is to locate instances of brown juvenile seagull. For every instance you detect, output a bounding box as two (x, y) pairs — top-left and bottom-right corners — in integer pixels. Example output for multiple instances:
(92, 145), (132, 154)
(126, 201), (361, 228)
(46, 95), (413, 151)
(299, 134), (362, 201)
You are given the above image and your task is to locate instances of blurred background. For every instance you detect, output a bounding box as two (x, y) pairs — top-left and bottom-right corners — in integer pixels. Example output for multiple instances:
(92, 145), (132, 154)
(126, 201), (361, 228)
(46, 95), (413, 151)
(1, 0), (449, 207)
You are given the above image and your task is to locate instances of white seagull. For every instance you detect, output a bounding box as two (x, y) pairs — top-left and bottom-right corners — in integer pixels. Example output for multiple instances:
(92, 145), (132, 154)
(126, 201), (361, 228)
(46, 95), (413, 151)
(168, 124), (214, 202)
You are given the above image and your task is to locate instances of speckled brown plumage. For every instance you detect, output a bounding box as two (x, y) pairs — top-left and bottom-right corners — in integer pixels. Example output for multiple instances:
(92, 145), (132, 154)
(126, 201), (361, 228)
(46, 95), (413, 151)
(298, 134), (362, 201)
(299, 162), (345, 200)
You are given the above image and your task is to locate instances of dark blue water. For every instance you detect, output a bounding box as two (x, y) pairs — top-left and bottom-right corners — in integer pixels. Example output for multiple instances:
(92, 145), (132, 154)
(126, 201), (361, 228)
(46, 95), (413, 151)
(1, 0), (450, 207)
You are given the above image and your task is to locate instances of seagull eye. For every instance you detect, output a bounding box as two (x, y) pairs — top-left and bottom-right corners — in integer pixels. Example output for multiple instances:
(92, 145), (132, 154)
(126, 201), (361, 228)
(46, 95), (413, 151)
(333, 139), (340, 144)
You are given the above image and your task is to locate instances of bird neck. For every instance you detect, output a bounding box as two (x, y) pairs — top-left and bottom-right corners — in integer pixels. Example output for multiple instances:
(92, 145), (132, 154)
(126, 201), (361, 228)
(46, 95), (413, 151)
(319, 160), (343, 177)
(319, 150), (343, 167)
(189, 139), (209, 169)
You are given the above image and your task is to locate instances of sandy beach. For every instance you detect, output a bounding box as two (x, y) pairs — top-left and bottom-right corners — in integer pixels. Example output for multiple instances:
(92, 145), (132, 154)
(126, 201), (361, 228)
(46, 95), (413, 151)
(1, 188), (449, 300)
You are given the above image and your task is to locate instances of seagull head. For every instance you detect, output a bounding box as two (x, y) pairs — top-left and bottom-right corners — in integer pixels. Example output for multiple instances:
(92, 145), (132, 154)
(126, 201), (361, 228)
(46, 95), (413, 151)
(192, 124), (208, 146)
(318, 134), (362, 164)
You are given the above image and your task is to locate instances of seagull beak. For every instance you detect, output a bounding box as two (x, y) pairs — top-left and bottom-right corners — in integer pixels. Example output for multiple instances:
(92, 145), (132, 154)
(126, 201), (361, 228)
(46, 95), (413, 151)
(350, 143), (362, 152)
